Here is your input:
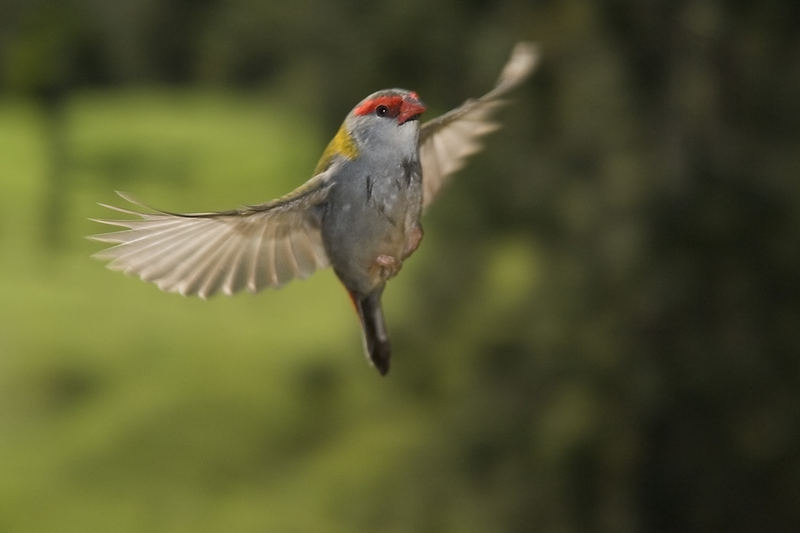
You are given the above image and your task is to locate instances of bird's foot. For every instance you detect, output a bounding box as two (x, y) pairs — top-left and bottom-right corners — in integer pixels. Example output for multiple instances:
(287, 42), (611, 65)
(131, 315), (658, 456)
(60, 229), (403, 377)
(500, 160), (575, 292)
(374, 254), (401, 280)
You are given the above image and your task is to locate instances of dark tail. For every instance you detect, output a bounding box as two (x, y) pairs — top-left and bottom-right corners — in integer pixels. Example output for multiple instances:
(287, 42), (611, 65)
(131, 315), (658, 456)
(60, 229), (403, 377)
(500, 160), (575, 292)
(350, 287), (391, 376)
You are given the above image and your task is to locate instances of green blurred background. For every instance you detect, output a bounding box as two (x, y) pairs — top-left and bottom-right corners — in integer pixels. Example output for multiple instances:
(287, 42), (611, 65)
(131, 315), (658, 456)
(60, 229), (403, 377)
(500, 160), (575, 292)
(1, 1), (799, 531)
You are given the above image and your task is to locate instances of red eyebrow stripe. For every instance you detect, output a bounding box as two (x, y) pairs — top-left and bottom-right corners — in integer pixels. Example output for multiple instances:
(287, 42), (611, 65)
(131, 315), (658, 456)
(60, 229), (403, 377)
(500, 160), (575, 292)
(354, 95), (404, 116)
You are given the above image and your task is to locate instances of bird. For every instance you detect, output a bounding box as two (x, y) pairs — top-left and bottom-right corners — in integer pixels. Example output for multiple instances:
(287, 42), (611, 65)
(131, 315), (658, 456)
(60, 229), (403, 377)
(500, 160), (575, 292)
(90, 42), (540, 375)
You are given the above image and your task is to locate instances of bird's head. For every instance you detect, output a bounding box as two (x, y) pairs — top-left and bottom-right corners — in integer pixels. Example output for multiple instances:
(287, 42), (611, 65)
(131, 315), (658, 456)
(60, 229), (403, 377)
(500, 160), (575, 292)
(346, 89), (426, 149)
(314, 89), (426, 174)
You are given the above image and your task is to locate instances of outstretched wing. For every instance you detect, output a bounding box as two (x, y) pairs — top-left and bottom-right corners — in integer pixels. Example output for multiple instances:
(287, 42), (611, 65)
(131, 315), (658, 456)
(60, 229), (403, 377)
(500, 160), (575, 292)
(419, 42), (540, 209)
(90, 174), (334, 299)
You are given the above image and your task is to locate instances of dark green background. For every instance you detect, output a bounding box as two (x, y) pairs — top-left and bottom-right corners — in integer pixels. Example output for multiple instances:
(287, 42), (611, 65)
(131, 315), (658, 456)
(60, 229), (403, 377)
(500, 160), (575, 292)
(1, 1), (798, 531)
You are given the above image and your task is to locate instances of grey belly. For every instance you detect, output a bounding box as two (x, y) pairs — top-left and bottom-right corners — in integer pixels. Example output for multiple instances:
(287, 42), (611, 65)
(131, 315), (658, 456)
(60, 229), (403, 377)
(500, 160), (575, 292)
(322, 174), (420, 294)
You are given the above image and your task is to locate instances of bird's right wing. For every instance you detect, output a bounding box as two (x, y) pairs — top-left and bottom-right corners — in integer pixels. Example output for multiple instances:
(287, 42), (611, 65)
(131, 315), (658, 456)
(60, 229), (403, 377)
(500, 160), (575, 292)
(90, 173), (334, 299)
(419, 42), (540, 209)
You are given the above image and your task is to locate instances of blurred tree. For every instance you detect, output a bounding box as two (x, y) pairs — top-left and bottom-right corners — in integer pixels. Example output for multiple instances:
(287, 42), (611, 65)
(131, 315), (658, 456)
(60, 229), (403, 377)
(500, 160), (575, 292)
(0, 0), (104, 246)
(397, 1), (800, 531)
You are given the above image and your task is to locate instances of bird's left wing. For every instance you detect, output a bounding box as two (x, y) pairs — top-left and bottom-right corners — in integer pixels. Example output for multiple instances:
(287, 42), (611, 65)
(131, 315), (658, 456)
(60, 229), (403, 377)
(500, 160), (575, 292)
(419, 42), (540, 209)
(90, 174), (334, 299)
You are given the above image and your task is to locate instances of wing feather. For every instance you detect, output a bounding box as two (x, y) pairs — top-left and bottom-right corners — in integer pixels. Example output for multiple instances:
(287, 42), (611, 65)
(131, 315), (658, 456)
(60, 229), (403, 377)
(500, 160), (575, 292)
(289, 228), (321, 279)
(90, 172), (333, 297)
(248, 223), (273, 292)
(190, 230), (241, 298)
(419, 42), (540, 208)
(274, 236), (297, 285)
(135, 222), (222, 282)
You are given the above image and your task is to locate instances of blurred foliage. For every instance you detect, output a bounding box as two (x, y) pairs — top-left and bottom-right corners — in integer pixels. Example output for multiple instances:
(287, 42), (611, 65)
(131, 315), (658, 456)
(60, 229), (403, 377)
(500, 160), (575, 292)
(1, 0), (799, 532)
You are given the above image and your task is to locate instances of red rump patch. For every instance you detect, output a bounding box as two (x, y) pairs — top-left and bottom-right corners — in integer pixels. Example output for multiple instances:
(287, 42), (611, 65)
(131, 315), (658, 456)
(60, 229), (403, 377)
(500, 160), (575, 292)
(354, 95), (404, 117)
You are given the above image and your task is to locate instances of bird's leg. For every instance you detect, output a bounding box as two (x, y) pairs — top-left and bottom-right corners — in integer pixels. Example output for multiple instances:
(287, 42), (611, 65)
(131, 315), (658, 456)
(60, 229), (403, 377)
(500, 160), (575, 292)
(403, 225), (423, 259)
(374, 254), (401, 281)
(371, 226), (423, 282)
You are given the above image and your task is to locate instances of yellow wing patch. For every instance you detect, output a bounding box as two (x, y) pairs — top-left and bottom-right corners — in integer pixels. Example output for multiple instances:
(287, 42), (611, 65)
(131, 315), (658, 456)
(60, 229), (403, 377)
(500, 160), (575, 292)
(313, 124), (359, 174)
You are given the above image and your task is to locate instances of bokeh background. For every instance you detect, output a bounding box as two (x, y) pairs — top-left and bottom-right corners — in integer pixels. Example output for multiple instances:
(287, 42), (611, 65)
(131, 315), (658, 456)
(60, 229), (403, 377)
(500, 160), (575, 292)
(2, 1), (799, 531)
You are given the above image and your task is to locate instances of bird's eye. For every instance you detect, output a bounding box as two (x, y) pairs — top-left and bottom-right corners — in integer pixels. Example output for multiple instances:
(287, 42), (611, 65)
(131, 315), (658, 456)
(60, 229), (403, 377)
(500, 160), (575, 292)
(375, 105), (389, 117)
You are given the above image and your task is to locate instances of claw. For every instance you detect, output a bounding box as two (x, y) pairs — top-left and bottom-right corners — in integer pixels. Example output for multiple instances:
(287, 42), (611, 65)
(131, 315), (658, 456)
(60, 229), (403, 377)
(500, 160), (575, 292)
(373, 254), (401, 281)
(375, 254), (396, 268)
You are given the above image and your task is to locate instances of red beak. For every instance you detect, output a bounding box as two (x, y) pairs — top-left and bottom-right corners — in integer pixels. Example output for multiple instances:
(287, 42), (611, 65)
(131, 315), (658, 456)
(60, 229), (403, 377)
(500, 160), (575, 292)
(398, 96), (426, 125)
